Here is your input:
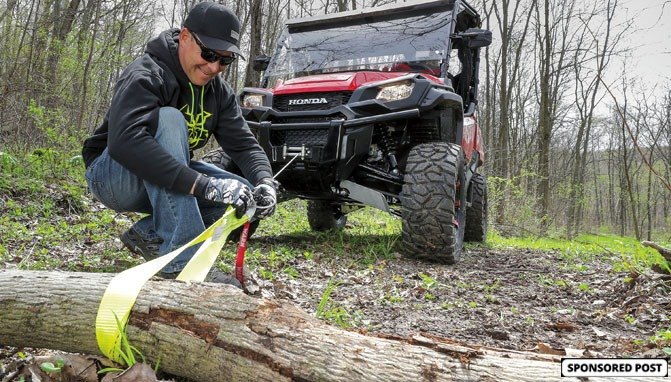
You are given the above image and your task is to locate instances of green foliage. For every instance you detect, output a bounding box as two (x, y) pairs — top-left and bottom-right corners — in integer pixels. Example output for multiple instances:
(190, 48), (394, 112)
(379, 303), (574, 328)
(578, 282), (592, 293)
(0, 151), (18, 168)
(283, 266), (299, 278)
(487, 172), (542, 231)
(315, 277), (338, 318)
(384, 287), (405, 303)
(487, 231), (669, 273)
(418, 273), (437, 289)
(39, 359), (64, 374)
(624, 314), (638, 325)
(114, 313), (146, 367)
(99, 314), (149, 375)
(315, 277), (360, 328)
(647, 328), (671, 356)
(483, 278), (500, 293)
(0, 149), (134, 272)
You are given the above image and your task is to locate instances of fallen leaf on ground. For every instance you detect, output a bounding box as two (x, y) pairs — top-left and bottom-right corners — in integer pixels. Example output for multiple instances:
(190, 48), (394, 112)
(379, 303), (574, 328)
(537, 342), (566, 356)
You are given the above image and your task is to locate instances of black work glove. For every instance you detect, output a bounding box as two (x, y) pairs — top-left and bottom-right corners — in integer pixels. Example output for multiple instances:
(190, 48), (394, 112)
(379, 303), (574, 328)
(194, 175), (254, 218)
(253, 178), (278, 219)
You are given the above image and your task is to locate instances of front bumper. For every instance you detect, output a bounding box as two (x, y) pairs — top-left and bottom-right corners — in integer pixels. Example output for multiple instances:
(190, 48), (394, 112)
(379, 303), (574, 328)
(252, 108), (420, 165)
(242, 76), (462, 196)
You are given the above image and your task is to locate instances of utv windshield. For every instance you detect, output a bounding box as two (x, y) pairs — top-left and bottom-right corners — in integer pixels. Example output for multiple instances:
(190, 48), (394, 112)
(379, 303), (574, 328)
(264, 7), (455, 83)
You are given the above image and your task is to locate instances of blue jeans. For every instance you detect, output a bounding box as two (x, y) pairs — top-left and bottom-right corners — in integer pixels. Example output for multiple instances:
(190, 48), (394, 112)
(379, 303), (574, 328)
(85, 107), (252, 273)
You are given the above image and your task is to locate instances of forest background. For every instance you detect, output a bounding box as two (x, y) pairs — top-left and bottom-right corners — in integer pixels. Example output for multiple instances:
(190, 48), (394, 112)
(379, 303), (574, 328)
(0, 0), (669, 242)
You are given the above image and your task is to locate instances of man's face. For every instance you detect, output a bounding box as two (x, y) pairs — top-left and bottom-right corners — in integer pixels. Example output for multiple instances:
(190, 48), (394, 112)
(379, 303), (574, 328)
(178, 28), (234, 86)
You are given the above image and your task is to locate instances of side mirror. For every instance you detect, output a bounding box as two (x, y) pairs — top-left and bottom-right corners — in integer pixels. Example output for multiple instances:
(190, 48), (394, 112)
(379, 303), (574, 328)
(454, 29), (492, 49)
(253, 54), (271, 71)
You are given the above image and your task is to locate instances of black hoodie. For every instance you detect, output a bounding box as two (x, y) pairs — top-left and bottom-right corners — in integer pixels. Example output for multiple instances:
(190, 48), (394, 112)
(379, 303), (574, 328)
(82, 28), (272, 194)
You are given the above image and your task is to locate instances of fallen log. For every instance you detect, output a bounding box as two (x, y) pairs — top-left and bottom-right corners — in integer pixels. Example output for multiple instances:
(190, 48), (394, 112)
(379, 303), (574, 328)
(0, 270), (659, 381)
(642, 241), (671, 262)
(642, 241), (671, 274)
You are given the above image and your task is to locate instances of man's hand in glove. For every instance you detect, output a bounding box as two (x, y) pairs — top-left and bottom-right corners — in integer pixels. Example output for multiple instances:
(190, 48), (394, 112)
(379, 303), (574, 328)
(193, 175), (254, 218)
(253, 178), (278, 219)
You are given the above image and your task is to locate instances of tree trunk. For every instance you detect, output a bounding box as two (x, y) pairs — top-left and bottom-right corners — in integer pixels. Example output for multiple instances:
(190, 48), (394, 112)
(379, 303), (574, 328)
(492, 0), (511, 225)
(490, 0), (535, 225)
(243, 0), (262, 88)
(536, 0), (552, 233)
(0, 269), (620, 382)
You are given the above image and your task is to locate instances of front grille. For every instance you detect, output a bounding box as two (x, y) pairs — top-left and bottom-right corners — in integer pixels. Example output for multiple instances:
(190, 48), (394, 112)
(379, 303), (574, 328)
(269, 113), (347, 124)
(270, 129), (329, 146)
(408, 120), (441, 144)
(273, 92), (352, 112)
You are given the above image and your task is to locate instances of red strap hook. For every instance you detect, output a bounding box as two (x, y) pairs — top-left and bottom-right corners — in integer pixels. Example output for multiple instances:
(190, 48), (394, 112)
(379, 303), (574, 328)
(235, 221), (250, 285)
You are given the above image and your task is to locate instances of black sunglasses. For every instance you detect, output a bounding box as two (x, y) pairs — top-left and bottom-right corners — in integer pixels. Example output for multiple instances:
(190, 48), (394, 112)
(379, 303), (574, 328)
(192, 33), (237, 66)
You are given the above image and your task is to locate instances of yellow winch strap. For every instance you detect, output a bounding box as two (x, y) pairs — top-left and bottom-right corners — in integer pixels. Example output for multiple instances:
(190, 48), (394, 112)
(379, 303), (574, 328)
(95, 207), (246, 362)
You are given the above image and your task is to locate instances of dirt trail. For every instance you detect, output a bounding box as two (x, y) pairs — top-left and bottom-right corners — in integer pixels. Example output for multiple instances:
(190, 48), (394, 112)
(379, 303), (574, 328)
(259, 244), (671, 358)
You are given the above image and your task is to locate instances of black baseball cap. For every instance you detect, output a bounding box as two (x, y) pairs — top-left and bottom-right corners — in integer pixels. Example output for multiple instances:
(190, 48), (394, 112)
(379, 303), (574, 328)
(183, 2), (245, 59)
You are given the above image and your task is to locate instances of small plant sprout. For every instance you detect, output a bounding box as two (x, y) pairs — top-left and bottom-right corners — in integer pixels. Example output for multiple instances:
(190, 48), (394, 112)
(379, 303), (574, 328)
(258, 267), (274, 280)
(578, 282), (592, 293)
(418, 273), (437, 289)
(424, 292), (437, 301)
(483, 278), (500, 293)
(650, 327), (671, 343)
(302, 251), (313, 260)
(316, 277), (339, 318)
(98, 313), (148, 376)
(39, 358), (64, 374)
(392, 274), (404, 284)
(315, 277), (359, 328)
(624, 314), (638, 325)
(283, 266), (299, 279)
(384, 287), (405, 303)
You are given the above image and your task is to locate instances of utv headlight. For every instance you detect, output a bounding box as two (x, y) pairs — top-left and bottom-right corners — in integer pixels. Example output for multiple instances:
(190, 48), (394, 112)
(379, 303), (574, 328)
(242, 94), (264, 108)
(376, 81), (414, 102)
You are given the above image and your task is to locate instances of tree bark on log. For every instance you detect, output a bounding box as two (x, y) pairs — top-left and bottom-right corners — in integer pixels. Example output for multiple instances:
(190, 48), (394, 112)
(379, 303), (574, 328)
(642, 241), (671, 274)
(642, 241), (671, 262)
(0, 270), (659, 381)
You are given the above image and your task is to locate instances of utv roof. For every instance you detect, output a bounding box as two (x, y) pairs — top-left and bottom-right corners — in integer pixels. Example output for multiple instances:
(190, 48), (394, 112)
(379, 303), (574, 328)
(286, 0), (480, 31)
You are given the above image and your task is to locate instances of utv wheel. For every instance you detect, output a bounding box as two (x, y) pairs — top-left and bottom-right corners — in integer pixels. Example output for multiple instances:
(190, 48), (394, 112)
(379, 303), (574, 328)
(202, 148), (241, 174)
(464, 172), (488, 242)
(307, 201), (347, 231)
(400, 142), (466, 264)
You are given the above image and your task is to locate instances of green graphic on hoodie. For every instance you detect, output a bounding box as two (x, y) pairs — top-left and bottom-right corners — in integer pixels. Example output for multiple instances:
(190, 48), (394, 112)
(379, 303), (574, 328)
(181, 84), (211, 149)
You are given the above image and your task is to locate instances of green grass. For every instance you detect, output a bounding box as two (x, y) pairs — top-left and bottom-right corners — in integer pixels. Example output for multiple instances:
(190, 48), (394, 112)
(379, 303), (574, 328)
(487, 231), (669, 273)
(314, 277), (363, 328)
(215, 198), (402, 279)
(0, 149), (137, 273)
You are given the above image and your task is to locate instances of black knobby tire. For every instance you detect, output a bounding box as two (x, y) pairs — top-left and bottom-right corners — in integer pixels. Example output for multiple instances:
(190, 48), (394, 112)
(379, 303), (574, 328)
(400, 142), (466, 264)
(464, 172), (488, 242)
(201, 148), (242, 175)
(307, 201), (347, 231)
